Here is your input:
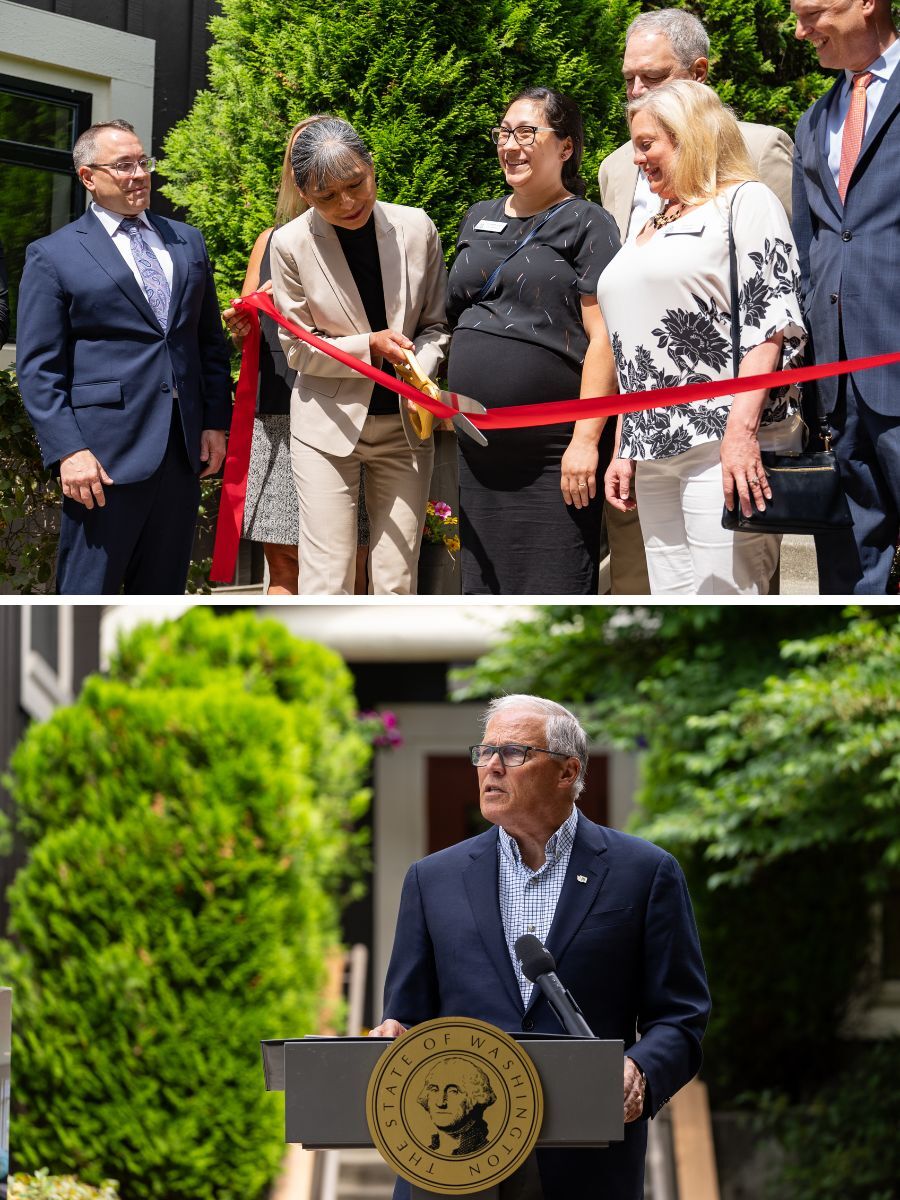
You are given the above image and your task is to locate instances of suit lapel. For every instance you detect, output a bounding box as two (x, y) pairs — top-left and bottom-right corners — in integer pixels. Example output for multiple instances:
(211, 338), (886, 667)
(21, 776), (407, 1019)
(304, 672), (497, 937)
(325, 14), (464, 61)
(76, 208), (158, 326)
(462, 830), (524, 1016)
(812, 80), (844, 212)
(617, 160), (640, 243)
(149, 212), (187, 327)
(524, 815), (610, 1015)
(308, 209), (368, 332)
(374, 203), (407, 331)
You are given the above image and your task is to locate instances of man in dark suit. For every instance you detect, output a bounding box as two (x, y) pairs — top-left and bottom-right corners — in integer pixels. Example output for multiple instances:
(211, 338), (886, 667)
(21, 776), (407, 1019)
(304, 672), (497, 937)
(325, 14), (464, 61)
(370, 695), (710, 1200)
(792, 0), (900, 593)
(16, 119), (231, 594)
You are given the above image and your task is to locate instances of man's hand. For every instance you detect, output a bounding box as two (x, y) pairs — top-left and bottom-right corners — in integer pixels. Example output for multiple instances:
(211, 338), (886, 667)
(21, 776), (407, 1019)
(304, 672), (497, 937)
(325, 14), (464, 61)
(60, 448), (113, 509)
(623, 1057), (646, 1124)
(368, 1019), (407, 1038)
(199, 429), (227, 478)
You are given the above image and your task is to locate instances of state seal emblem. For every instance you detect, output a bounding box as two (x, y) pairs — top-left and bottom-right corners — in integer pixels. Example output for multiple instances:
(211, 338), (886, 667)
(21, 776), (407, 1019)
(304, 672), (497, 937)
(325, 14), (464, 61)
(365, 1017), (544, 1194)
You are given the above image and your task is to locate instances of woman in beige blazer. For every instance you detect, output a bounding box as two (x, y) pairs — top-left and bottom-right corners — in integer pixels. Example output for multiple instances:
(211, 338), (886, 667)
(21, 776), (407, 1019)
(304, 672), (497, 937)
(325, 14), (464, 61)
(269, 117), (450, 595)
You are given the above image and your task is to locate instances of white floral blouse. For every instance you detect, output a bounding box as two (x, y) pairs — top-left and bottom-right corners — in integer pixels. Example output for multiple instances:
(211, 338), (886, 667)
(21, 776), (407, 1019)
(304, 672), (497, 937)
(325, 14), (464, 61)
(596, 181), (807, 461)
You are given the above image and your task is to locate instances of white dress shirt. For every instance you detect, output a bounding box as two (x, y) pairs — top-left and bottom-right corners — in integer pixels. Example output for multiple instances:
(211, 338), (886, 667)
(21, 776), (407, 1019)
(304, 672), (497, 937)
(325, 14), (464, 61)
(90, 202), (175, 291)
(627, 168), (661, 241)
(826, 36), (900, 188)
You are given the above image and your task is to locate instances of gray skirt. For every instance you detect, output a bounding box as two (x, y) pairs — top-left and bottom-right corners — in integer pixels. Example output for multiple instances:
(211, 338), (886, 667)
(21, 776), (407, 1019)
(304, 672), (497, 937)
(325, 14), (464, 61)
(242, 413), (370, 546)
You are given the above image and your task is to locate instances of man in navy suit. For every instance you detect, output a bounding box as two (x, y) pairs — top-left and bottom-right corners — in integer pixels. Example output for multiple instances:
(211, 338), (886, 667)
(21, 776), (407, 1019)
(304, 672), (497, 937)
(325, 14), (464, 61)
(370, 695), (710, 1200)
(791, 0), (900, 593)
(16, 119), (231, 594)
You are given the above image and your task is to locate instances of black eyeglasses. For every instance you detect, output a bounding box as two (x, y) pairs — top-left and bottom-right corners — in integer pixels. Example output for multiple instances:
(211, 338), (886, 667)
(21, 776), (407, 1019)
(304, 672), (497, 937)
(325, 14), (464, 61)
(469, 743), (569, 767)
(489, 126), (555, 146)
(89, 157), (157, 177)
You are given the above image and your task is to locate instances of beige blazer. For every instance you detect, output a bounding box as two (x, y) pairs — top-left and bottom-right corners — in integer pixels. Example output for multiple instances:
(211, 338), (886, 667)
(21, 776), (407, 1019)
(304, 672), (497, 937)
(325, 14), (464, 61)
(269, 201), (450, 457)
(598, 120), (795, 242)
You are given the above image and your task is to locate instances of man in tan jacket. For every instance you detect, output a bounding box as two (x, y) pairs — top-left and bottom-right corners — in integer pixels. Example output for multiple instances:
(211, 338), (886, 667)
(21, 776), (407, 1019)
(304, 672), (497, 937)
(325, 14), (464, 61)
(598, 8), (794, 594)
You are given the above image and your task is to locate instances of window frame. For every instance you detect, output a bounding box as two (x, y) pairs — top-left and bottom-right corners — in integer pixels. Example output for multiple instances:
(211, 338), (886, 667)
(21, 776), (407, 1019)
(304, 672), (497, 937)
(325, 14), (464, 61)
(20, 605), (75, 721)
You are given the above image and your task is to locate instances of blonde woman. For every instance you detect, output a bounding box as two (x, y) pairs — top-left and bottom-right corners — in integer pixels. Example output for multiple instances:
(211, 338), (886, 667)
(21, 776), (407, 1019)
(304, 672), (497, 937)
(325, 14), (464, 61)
(593, 80), (807, 594)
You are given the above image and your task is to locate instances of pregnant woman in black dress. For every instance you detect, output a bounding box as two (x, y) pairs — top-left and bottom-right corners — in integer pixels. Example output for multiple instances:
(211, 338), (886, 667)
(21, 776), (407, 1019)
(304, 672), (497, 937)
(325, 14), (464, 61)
(447, 87), (620, 594)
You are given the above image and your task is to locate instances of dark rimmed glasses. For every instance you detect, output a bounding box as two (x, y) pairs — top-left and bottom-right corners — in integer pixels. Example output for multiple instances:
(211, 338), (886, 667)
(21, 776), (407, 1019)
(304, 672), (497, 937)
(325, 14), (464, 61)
(469, 743), (569, 767)
(489, 126), (555, 146)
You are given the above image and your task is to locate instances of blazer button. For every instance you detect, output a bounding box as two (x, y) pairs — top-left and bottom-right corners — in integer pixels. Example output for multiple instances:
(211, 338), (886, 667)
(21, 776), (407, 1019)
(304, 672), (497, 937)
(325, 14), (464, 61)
(160, 382), (170, 392)
(841, 230), (852, 241)
(522, 1017), (534, 1031)
(830, 293), (839, 304)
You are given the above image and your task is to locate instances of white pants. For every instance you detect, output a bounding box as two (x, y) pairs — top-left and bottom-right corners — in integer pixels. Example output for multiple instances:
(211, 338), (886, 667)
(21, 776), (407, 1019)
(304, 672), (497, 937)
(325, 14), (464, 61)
(292, 414), (433, 595)
(634, 419), (803, 595)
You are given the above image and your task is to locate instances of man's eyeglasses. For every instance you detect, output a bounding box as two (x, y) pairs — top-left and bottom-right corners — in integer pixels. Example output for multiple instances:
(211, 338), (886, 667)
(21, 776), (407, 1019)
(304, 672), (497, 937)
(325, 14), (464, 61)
(469, 743), (569, 767)
(89, 157), (157, 177)
(490, 126), (556, 146)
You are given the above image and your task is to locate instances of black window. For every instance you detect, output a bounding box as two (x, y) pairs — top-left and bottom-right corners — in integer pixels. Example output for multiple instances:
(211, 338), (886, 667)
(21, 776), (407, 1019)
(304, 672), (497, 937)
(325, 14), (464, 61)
(0, 74), (92, 342)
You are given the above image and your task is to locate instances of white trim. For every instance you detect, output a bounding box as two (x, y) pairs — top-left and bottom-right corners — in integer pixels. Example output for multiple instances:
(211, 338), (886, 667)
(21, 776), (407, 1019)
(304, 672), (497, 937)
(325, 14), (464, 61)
(20, 605), (74, 720)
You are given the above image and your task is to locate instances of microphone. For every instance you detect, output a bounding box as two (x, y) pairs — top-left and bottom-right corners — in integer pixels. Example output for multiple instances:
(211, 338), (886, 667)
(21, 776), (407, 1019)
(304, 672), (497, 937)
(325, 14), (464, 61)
(514, 934), (595, 1038)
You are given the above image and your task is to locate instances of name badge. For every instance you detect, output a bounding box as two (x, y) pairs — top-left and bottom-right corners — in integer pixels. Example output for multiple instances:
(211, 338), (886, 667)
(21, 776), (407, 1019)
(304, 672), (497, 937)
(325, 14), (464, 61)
(474, 219), (508, 233)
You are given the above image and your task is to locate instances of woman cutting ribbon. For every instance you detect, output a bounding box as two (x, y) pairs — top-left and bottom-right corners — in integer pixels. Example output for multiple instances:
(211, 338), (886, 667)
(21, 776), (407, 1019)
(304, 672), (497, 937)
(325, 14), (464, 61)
(269, 117), (450, 595)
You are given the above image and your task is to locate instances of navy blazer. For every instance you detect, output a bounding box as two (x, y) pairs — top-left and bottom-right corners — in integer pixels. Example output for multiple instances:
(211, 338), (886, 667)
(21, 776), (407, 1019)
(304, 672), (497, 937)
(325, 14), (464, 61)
(16, 208), (231, 482)
(792, 66), (900, 417)
(382, 814), (711, 1200)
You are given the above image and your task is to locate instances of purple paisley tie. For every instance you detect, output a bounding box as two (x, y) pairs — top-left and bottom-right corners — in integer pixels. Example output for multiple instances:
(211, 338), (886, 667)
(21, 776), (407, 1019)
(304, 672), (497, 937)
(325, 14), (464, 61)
(120, 217), (171, 331)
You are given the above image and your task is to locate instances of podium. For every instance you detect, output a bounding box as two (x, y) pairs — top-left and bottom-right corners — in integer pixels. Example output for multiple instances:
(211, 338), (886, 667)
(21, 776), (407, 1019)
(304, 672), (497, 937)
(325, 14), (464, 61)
(262, 1033), (624, 1199)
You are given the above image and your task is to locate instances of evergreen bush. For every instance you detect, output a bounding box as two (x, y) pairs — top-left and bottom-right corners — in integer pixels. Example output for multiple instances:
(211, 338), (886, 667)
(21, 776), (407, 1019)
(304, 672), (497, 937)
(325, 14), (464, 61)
(9, 1173), (119, 1200)
(0, 610), (371, 1200)
(161, 0), (823, 306)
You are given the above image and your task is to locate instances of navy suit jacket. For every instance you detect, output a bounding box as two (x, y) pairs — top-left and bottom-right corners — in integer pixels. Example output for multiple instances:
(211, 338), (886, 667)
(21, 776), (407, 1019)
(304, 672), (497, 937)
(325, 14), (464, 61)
(16, 207), (231, 483)
(382, 814), (711, 1200)
(793, 66), (900, 416)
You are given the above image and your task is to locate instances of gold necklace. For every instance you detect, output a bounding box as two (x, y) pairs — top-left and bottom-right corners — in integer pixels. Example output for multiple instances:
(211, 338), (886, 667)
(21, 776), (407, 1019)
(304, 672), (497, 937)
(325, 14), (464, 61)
(649, 201), (687, 230)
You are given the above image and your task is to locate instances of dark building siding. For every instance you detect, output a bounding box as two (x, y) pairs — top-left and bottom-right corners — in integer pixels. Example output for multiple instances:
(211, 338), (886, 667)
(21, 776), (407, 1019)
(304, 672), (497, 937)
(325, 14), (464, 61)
(10, 0), (221, 219)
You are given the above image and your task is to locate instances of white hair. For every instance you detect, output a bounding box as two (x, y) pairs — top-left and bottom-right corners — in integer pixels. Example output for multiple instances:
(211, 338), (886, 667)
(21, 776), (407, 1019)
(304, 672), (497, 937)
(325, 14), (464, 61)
(481, 694), (588, 799)
(625, 9), (710, 69)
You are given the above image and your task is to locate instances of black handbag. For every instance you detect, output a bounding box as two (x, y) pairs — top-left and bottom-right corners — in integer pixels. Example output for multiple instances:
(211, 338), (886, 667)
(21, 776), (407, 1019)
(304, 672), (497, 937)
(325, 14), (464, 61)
(720, 194), (852, 535)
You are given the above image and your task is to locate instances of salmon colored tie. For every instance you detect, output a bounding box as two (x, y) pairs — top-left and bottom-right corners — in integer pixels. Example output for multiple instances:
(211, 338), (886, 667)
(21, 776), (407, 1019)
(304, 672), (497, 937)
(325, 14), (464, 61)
(838, 71), (873, 203)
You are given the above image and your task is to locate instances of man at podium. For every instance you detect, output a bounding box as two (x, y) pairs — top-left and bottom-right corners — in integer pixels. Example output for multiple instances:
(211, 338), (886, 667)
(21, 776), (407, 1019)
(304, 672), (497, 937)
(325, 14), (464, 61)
(370, 693), (711, 1199)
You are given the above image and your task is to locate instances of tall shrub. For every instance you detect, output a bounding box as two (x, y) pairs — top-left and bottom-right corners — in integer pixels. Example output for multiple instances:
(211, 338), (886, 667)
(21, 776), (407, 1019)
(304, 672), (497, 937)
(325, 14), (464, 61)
(0, 610), (371, 1200)
(160, 0), (825, 307)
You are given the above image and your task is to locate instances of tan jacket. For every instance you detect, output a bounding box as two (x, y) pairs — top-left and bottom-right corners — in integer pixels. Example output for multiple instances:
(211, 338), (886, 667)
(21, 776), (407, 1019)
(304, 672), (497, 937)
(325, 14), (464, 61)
(269, 201), (450, 456)
(598, 121), (795, 242)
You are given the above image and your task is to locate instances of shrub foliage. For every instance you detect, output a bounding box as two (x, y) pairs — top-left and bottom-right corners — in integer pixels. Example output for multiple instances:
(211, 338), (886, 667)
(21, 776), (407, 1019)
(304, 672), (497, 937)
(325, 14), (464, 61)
(0, 610), (371, 1200)
(160, 0), (826, 306)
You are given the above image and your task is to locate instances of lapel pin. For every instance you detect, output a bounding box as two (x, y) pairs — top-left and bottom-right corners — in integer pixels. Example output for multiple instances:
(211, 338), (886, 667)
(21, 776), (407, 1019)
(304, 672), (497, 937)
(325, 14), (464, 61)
(576, 874), (588, 884)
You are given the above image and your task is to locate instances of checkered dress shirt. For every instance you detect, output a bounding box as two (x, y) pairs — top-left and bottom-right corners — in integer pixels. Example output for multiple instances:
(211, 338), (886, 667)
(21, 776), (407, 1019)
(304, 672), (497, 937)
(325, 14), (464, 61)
(498, 806), (579, 1005)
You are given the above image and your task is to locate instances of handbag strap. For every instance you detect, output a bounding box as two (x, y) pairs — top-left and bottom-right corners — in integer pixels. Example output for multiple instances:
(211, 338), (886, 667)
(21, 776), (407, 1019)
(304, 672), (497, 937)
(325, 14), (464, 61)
(726, 184), (746, 377)
(476, 197), (576, 301)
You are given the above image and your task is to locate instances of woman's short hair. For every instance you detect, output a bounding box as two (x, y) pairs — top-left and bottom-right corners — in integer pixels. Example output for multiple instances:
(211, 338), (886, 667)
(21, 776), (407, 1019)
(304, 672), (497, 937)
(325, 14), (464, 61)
(628, 80), (756, 206)
(481, 694), (588, 799)
(506, 87), (587, 198)
(274, 117), (323, 225)
(625, 9), (709, 68)
(290, 116), (373, 197)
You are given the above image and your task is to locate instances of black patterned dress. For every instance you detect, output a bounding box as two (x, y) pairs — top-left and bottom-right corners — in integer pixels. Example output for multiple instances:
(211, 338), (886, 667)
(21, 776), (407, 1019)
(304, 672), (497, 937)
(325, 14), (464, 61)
(447, 195), (619, 595)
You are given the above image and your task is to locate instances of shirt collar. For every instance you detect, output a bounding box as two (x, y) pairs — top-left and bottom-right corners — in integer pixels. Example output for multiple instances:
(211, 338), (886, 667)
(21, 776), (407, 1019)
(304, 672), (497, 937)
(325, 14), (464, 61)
(844, 35), (900, 89)
(499, 806), (579, 871)
(90, 201), (153, 236)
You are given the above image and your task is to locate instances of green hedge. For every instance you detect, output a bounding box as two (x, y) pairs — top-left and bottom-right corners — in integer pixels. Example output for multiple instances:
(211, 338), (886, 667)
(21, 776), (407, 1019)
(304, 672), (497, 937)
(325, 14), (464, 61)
(0, 610), (371, 1200)
(751, 1040), (900, 1200)
(9, 1173), (119, 1200)
(160, 0), (827, 308)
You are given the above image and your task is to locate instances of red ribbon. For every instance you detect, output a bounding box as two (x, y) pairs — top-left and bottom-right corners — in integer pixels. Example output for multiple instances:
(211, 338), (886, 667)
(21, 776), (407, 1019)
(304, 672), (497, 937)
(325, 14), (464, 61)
(210, 288), (900, 582)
